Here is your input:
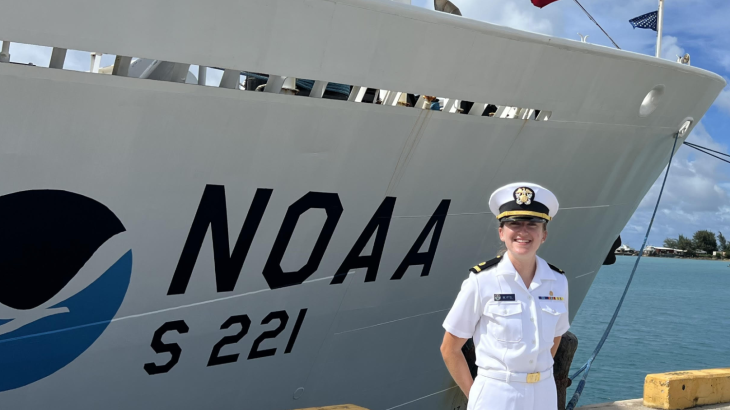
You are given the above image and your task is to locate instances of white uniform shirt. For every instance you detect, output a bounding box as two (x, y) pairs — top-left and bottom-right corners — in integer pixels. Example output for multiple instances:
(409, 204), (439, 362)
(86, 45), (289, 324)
(443, 255), (570, 374)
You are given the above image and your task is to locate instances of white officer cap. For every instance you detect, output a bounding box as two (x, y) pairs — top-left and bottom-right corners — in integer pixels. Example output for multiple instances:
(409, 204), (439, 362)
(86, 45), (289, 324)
(488, 182), (559, 222)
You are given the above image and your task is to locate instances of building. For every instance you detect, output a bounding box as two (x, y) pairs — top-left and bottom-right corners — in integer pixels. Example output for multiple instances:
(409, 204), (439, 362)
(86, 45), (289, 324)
(615, 244), (636, 255)
(643, 246), (686, 257)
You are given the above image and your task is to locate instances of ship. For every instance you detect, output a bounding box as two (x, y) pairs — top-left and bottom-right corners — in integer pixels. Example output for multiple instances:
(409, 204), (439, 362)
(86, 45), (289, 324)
(0, 0), (725, 409)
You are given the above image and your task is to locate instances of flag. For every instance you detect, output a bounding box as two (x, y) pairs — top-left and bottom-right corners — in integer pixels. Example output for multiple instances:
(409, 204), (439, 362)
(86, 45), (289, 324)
(531, 0), (560, 7)
(629, 11), (658, 31)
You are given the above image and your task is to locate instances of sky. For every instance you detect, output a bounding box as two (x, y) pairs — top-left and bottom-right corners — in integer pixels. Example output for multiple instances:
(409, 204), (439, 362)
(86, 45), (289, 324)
(4, 0), (730, 249)
(411, 0), (730, 249)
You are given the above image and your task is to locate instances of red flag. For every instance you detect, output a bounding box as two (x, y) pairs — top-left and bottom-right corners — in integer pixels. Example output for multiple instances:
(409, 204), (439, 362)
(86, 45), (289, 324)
(532, 0), (560, 7)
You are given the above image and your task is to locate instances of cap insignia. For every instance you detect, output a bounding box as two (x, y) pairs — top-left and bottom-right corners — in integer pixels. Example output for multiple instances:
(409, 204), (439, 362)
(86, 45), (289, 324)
(514, 187), (534, 205)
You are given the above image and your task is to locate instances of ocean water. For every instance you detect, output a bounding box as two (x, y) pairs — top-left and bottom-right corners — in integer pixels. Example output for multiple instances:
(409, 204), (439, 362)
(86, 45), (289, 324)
(566, 256), (730, 406)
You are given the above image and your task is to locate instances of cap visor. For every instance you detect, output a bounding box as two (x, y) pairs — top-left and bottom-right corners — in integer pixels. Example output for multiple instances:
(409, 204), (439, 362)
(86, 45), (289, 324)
(500, 216), (548, 223)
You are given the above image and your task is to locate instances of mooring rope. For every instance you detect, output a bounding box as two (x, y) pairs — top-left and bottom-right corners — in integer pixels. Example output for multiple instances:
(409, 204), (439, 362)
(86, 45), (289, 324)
(683, 141), (730, 165)
(565, 132), (679, 410)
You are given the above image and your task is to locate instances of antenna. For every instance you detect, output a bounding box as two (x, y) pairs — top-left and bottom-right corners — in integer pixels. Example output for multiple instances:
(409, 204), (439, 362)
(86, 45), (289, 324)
(578, 33), (589, 43)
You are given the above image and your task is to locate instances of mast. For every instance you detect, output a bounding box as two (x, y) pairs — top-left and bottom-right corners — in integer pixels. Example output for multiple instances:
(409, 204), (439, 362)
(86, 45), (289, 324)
(655, 0), (664, 58)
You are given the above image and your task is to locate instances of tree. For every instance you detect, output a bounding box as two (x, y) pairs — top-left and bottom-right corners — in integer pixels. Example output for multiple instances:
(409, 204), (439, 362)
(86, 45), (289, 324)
(677, 234), (694, 256)
(718, 232), (727, 253)
(692, 230), (717, 254)
(663, 238), (679, 249)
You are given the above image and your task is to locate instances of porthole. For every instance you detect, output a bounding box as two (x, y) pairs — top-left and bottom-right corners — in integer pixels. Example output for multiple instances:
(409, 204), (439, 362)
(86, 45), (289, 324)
(640, 85), (665, 117)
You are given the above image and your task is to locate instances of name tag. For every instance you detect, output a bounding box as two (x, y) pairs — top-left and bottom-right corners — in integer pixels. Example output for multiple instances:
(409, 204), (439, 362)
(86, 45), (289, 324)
(539, 296), (564, 300)
(494, 294), (516, 301)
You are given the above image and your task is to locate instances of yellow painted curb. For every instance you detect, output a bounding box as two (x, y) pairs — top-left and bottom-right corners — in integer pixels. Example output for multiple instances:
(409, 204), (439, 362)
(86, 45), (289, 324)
(292, 405), (369, 410)
(644, 368), (730, 409)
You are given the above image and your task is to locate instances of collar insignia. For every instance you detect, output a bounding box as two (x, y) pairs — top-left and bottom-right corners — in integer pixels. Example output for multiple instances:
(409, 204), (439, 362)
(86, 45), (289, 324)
(514, 187), (534, 205)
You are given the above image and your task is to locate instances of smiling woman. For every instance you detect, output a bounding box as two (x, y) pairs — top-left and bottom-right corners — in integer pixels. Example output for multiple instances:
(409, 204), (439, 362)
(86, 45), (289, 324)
(440, 182), (569, 410)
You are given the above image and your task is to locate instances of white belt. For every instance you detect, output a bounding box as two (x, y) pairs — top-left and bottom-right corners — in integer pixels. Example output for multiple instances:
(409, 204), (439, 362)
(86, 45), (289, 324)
(477, 367), (553, 383)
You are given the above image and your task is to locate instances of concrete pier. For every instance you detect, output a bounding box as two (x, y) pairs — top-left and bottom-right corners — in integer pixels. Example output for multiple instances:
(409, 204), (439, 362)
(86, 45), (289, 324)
(644, 368), (730, 409)
(577, 399), (730, 410)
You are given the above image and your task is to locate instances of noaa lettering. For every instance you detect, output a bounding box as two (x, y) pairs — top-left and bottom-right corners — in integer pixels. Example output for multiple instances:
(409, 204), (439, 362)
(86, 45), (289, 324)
(167, 186), (273, 295)
(262, 192), (343, 289)
(168, 186), (450, 295)
(390, 199), (451, 280)
(331, 197), (396, 285)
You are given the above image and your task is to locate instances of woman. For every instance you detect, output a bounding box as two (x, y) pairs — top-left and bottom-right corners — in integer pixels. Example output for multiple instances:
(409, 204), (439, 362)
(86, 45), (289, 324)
(440, 182), (569, 410)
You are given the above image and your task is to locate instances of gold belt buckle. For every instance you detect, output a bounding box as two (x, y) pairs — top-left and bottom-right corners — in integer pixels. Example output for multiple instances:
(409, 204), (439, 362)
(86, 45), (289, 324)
(526, 372), (541, 383)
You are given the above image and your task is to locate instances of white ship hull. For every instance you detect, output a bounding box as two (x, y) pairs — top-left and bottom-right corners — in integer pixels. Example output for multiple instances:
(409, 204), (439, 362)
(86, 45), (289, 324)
(0, 0), (724, 409)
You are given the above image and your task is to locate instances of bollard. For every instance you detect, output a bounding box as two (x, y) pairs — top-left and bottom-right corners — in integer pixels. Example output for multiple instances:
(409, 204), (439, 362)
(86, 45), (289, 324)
(554, 331), (578, 410)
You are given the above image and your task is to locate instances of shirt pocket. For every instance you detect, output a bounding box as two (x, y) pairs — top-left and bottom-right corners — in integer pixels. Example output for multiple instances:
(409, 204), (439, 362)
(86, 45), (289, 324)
(539, 302), (567, 343)
(484, 302), (523, 343)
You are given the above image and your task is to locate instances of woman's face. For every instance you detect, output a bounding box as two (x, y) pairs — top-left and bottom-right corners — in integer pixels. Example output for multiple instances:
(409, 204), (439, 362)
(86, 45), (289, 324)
(499, 220), (547, 258)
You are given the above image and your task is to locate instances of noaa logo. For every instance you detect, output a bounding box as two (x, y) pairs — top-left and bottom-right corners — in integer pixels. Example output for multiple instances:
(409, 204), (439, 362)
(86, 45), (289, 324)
(0, 190), (132, 392)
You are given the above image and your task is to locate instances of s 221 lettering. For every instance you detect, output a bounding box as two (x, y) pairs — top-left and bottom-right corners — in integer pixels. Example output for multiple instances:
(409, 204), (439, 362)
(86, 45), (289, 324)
(144, 309), (308, 375)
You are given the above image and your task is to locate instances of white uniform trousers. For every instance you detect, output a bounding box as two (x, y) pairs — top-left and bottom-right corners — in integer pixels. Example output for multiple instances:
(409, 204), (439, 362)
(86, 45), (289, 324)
(468, 372), (557, 410)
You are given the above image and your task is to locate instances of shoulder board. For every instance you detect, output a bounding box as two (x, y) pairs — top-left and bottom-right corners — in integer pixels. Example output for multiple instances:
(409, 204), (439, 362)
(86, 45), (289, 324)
(470, 256), (502, 274)
(547, 263), (565, 274)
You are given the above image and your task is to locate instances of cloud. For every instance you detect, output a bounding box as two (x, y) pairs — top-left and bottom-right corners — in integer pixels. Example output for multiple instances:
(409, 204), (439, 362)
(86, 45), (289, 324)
(439, 0), (562, 36)
(715, 85), (730, 116)
(3, 43), (53, 67)
(718, 54), (730, 71)
(484, 1), (555, 35)
(189, 65), (224, 87)
(621, 123), (730, 247)
(660, 35), (684, 61)
(205, 69), (223, 87)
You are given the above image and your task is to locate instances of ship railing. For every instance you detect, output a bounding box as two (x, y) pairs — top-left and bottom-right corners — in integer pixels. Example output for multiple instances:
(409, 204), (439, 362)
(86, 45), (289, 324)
(0, 0), (725, 128)
(0, 39), (552, 122)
